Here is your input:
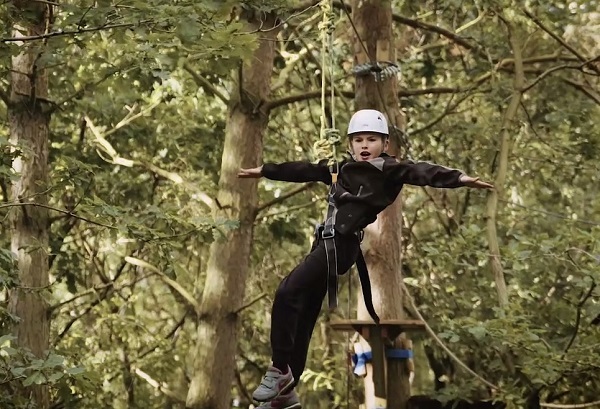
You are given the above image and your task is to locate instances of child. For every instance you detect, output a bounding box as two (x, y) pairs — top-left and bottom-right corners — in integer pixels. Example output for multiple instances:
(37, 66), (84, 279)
(238, 109), (493, 408)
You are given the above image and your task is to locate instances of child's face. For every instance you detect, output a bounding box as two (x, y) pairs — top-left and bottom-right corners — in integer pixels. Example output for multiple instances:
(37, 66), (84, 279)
(349, 133), (388, 161)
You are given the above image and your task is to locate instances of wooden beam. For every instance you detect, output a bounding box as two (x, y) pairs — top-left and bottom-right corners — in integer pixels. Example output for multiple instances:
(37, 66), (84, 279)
(330, 319), (426, 336)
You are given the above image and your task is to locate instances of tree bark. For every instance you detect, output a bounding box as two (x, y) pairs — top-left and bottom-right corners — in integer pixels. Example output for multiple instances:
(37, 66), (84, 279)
(351, 1), (410, 408)
(486, 18), (525, 310)
(8, 2), (53, 408)
(185, 10), (280, 409)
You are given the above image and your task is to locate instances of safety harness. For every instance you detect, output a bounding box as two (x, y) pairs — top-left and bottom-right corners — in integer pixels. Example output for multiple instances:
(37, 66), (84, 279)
(318, 164), (380, 324)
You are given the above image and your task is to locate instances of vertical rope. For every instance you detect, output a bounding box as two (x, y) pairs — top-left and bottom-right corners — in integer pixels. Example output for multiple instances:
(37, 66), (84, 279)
(319, 0), (330, 142)
(346, 264), (353, 408)
(318, 1), (350, 406)
(328, 8), (337, 165)
(315, 0), (339, 166)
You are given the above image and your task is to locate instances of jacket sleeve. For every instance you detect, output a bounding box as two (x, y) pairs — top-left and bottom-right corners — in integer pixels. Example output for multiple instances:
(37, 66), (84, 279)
(262, 159), (332, 184)
(388, 159), (464, 188)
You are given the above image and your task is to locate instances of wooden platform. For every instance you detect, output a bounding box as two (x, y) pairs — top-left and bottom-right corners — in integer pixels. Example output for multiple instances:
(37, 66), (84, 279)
(330, 319), (426, 341)
(331, 320), (426, 399)
(330, 319), (426, 332)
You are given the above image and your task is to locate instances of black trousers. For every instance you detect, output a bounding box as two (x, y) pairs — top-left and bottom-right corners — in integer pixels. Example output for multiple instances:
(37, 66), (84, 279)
(270, 232), (361, 387)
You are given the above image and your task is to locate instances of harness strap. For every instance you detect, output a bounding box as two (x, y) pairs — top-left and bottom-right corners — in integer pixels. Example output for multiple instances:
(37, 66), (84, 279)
(355, 250), (380, 324)
(323, 177), (338, 310)
(321, 162), (379, 324)
(321, 232), (380, 323)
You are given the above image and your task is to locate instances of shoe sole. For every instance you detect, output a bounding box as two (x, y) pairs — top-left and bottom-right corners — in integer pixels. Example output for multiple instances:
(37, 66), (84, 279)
(253, 376), (295, 402)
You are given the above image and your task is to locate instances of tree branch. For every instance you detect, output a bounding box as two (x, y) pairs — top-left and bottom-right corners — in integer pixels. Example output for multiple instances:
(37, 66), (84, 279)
(255, 182), (318, 214)
(54, 67), (124, 109)
(183, 63), (229, 105)
(266, 87), (477, 111)
(522, 56), (600, 93)
(124, 256), (201, 314)
(134, 368), (186, 404)
(265, 52), (576, 111)
(523, 9), (600, 75)
(293, 1), (487, 57)
(55, 286), (112, 343)
(562, 282), (595, 356)
(1, 20), (153, 43)
(390, 11), (483, 56)
(266, 89), (352, 111)
(0, 202), (116, 229)
(331, 0), (484, 56)
(85, 114), (214, 210)
(260, 201), (317, 219)
(562, 78), (600, 105)
(137, 313), (188, 361)
(410, 90), (482, 136)
(233, 293), (267, 315)
(49, 273), (154, 313)
(234, 366), (254, 407)
(522, 64), (581, 93)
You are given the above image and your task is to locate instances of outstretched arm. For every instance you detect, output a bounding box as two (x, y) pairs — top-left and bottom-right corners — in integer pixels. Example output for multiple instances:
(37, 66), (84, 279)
(238, 160), (332, 184)
(390, 160), (493, 189)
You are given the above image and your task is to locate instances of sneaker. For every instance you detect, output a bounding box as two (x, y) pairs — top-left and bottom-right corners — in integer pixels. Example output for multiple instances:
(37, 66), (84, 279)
(252, 366), (294, 402)
(257, 390), (302, 409)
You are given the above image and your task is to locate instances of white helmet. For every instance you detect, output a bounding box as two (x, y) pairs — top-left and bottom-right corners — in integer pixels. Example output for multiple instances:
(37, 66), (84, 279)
(347, 109), (389, 137)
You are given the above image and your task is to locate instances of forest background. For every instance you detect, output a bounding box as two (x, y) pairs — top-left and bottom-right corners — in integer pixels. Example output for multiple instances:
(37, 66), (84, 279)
(0, 1), (599, 409)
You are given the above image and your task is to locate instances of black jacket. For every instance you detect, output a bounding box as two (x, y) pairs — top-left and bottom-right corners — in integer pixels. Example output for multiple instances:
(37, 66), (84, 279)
(262, 153), (465, 234)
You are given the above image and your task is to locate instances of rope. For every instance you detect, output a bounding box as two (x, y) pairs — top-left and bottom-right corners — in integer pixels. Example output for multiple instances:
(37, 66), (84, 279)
(316, 2), (351, 403)
(401, 282), (600, 408)
(314, 0), (341, 165)
(401, 282), (502, 392)
(541, 402), (600, 409)
(338, 1), (411, 157)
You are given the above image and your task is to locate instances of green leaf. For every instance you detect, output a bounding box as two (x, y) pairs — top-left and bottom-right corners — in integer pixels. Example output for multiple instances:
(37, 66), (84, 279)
(10, 367), (26, 377)
(48, 372), (65, 383)
(66, 366), (86, 375)
(2, 346), (18, 356)
(0, 334), (15, 345)
(23, 372), (45, 387)
(467, 325), (487, 340)
(44, 353), (65, 368)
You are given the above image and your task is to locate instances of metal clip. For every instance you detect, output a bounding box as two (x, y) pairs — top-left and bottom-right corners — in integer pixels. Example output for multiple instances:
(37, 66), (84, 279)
(321, 225), (335, 239)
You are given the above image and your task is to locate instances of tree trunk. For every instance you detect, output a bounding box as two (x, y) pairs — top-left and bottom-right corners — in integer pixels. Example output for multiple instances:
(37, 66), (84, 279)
(8, 2), (53, 409)
(486, 18), (525, 310)
(185, 11), (280, 409)
(351, 1), (410, 409)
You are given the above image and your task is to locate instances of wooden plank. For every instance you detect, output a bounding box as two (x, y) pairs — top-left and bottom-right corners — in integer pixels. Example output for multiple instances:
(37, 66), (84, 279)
(330, 319), (426, 333)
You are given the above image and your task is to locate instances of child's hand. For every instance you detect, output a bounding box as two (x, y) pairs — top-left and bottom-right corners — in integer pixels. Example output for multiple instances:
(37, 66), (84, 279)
(459, 174), (494, 189)
(237, 166), (263, 178)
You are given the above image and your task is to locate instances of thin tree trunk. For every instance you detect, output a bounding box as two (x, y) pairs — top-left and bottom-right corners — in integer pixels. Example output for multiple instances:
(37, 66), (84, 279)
(8, 2), (53, 408)
(486, 19), (525, 310)
(185, 10), (280, 409)
(351, 1), (410, 409)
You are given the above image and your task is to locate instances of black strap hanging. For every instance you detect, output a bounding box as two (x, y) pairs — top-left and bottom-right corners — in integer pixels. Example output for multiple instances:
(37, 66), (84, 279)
(321, 163), (380, 324)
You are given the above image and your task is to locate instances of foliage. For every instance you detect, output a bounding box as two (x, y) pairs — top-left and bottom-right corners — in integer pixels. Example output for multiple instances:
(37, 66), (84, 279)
(0, 335), (90, 409)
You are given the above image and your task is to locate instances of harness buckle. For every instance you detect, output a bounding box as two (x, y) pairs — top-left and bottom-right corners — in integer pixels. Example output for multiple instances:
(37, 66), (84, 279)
(321, 225), (335, 239)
